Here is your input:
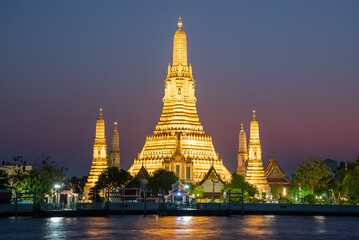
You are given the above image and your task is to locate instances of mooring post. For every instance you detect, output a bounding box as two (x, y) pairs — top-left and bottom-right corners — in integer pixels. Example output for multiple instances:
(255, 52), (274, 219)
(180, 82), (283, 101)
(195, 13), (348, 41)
(241, 188), (244, 216)
(15, 192), (18, 219)
(144, 188), (147, 217)
(122, 188), (125, 216)
(228, 190), (231, 216)
(94, 187), (97, 203)
(107, 189), (110, 216)
(33, 191), (38, 218)
(162, 189), (166, 216)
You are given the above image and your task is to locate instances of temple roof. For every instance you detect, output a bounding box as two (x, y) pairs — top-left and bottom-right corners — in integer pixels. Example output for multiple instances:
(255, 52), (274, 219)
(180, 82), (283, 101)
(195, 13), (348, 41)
(199, 165), (225, 185)
(135, 165), (150, 180)
(264, 156), (292, 185)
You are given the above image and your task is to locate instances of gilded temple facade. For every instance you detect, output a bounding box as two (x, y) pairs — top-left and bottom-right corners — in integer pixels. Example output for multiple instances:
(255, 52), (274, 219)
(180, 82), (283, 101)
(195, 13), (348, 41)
(239, 111), (270, 193)
(128, 17), (231, 183)
(84, 109), (109, 201)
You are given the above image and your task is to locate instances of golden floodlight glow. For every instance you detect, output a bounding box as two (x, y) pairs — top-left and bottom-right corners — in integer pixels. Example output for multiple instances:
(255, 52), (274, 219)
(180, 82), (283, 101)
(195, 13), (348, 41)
(128, 17), (231, 183)
(84, 109), (109, 201)
(245, 111), (270, 193)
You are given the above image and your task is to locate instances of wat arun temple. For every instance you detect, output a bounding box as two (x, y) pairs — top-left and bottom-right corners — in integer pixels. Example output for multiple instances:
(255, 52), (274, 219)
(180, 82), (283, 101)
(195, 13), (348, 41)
(84, 18), (276, 199)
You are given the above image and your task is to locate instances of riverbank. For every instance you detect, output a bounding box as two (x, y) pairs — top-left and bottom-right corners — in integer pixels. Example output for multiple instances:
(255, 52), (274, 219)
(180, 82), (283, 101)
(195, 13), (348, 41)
(1, 203), (359, 218)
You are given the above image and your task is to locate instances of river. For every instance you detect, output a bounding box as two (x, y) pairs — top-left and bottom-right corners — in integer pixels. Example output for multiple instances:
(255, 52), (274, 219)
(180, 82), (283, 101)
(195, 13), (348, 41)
(1, 215), (358, 239)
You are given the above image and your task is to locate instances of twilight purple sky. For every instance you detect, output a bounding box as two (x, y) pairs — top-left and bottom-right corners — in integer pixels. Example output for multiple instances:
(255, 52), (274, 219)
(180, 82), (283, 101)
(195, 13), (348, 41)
(0, 1), (358, 177)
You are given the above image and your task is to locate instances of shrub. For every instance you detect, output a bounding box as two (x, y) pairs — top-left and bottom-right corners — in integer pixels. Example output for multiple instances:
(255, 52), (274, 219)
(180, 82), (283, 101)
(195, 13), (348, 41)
(303, 194), (318, 204)
(321, 197), (331, 205)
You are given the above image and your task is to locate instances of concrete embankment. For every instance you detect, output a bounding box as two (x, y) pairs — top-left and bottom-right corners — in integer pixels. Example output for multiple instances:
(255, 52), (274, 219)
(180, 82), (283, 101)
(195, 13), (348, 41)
(1, 203), (359, 218)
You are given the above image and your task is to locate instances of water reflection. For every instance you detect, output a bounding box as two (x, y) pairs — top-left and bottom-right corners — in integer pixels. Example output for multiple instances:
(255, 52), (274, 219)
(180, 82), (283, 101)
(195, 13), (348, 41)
(45, 217), (65, 239)
(3, 215), (359, 239)
(313, 215), (327, 234)
(240, 215), (274, 237)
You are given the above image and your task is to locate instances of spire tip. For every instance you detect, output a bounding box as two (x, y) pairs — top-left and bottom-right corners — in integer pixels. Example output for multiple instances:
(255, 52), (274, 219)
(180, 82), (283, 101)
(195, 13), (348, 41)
(178, 16), (183, 29)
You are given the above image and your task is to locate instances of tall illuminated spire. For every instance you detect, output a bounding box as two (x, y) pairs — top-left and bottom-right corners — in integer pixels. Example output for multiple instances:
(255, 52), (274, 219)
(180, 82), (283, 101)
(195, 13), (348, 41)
(237, 123), (248, 176)
(110, 122), (120, 168)
(173, 16), (187, 67)
(95, 108), (105, 139)
(249, 110), (260, 142)
(245, 110), (270, 194)
(129, 18), (231, 183)
(84, 109), (109, 201)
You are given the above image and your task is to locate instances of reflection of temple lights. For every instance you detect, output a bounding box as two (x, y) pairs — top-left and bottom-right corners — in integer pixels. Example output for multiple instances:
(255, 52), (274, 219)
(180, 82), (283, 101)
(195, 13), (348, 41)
(182, 216), (192, 223)
(45, 217), (64, 239)
(50, 217), (63, 223)
(283, 187), (286, 196)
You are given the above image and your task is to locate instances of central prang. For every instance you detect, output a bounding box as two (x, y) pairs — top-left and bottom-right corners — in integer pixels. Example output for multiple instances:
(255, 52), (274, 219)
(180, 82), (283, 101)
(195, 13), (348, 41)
(128, 17), (232, 183)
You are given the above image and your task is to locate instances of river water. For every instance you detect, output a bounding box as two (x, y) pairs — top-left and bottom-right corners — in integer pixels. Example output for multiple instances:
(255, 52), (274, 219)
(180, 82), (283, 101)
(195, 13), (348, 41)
(1, 215), (359, 239)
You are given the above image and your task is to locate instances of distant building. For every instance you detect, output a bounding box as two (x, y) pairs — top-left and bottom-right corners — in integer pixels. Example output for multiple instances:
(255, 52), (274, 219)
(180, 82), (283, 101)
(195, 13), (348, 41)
(321, 159), (338, 173)
(0, 161), (32, 188)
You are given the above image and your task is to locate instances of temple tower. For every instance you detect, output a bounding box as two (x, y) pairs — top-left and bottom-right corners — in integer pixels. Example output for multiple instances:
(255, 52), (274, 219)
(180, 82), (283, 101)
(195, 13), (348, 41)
(245, 111), (270, 193)
(109, 122), (120, 169)
(84, 109), (109, 201)
(129, 17), (231, 183)
(237, 123), (248, 176)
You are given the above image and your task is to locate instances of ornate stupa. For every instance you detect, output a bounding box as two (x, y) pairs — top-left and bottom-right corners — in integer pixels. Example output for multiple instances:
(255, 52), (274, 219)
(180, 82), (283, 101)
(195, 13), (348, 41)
(109, 122), (120, 168)
(128, 17), (231, 183)
(84, 109), (109, 201)
(245, 111), (270, 193)
(237, 123), (248, 176)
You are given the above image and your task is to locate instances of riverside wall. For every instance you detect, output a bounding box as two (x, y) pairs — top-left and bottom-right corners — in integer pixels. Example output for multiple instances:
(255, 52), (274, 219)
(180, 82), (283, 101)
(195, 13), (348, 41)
(1, 203), (359, 217)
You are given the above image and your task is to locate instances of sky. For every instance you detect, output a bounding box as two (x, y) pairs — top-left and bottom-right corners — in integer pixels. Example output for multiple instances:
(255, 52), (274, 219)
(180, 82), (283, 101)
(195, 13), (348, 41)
(0, 0), (358, 177)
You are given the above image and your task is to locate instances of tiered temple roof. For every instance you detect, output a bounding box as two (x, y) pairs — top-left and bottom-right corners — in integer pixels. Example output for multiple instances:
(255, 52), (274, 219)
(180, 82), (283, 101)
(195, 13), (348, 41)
(264, 156), (292, 187)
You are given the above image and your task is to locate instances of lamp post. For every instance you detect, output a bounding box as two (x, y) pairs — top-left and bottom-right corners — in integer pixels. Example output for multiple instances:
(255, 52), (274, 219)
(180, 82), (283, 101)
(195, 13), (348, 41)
(54, 184), (61, 208)
(211, 180), (218, 202)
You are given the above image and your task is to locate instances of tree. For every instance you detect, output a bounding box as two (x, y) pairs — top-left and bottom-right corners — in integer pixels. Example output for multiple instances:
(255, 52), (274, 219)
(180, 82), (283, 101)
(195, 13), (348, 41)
(303, 194), (318, 204)
(189, 185), (203, 199)
(90, 167), (133, 202)
(293, 157), (332, 194)
(95, 167), (133, 192)
(69, 176), (83, 194)
(270, 184), (282, 201)
(147, 169), (178, 193)
(224, 173), (258, 202)
(343, 157), (359, 203)
(79, 176), (88, 193)
(0, 169), (9, 189)
(11, 154), (67, 201)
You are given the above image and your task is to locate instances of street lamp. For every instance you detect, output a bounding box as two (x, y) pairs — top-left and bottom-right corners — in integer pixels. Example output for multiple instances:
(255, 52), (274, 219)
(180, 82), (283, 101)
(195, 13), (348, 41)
(54, 184), (61, 206)
(211, 180), (218, 202)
